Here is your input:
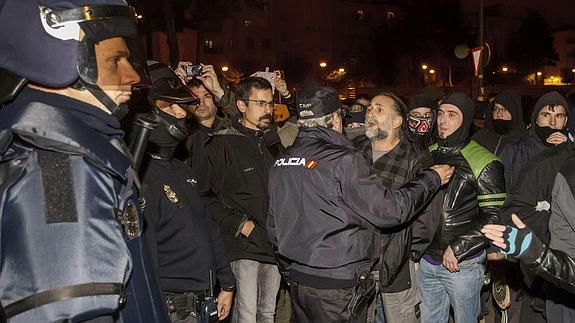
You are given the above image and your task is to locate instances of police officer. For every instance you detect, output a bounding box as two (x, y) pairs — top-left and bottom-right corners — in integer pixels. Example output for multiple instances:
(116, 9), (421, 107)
(139, 62), (235, 323)
(0, 1), (169, 322)
(267, 84), (454, 322)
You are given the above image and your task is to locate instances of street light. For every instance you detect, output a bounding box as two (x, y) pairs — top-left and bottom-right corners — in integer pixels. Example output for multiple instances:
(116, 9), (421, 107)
(221, 66), (229, 72)
(421, 64), (428, 70)
(319, 62), (327, 68)
(572, 68), (575, 73)
(338, 68), (345, 73)
(429, 69), (436, 74)
(501, 66), (508, 72)
(536, 71), (542, 76)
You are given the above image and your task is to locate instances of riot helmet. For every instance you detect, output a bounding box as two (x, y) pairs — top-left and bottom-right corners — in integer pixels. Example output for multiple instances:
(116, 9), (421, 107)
(0, 0), (149, 119)
(146, 61), (198, 141)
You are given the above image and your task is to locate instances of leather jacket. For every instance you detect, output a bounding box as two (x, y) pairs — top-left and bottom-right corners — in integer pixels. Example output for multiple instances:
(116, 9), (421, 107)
(415, 140), (505, 261)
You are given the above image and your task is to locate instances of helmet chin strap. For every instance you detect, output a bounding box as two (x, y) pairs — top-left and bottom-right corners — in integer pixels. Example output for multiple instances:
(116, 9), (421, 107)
(79, 79), (129, 120)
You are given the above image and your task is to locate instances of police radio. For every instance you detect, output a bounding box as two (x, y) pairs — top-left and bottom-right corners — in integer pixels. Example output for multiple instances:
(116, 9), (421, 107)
(199, 270), (218, 323)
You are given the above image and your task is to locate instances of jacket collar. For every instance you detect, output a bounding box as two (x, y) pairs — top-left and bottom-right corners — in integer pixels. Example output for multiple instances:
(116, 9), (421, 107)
(298, 126), (354, 149)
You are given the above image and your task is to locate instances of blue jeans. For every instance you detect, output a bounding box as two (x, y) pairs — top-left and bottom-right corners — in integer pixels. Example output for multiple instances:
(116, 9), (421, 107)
(418, 252), (485, 323)
(229, 259), (281, 323)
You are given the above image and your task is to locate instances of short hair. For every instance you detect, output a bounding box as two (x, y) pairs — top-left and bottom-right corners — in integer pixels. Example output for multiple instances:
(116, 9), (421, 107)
(297, 111), (337, 129)
(186, 78), (204, 89)
(235, 77), (272, 102)
(373, 92), (407, 138)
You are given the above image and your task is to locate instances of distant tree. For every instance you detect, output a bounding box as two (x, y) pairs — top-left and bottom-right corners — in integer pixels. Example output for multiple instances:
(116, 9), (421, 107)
(507, 10), (559, 76)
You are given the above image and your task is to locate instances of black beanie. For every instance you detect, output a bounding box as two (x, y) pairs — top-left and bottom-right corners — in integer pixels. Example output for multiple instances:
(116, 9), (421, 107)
(438, 93), (475, 147)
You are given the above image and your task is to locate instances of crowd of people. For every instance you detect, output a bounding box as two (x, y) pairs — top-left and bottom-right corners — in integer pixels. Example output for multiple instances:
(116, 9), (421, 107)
(1, 1), (575, 323)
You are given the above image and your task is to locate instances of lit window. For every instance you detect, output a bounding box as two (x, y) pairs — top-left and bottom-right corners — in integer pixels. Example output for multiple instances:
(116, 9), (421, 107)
(387, 11), (396, 19)
(357, 9), (365, 21)
(244, 20), (252, 28)
(204, 40), (214, 49)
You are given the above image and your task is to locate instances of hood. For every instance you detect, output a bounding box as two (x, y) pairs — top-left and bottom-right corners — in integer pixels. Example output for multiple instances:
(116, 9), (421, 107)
(531, 91), (569, 126)
(437, 93), (475, 147)
(486, 92), (524, 130)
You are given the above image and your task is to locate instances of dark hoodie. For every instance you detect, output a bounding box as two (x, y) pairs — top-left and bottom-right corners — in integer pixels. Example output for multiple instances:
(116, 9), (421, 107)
(500, 91), (569, 191)
(471, 92), (528, 156)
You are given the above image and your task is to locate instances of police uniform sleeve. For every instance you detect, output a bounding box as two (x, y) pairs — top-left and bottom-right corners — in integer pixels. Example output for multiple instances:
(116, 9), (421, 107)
(338, 152), (440, 228)
(142, 185), (162, 274)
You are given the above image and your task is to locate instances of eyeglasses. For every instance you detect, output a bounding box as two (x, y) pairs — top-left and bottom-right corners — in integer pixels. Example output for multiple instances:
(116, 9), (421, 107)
(244, 99), (275, 109)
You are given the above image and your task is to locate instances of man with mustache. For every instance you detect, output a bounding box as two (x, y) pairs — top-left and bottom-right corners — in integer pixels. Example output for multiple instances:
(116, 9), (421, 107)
(199, 77), (283, 323)
(354, 93), (434, 322)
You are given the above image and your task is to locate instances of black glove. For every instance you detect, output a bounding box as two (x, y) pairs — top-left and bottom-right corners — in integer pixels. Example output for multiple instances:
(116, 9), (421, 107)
(502, 225), (544, 264)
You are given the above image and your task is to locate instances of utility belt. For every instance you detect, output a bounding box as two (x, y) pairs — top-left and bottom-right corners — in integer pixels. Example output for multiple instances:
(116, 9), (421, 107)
(164, 290), (208, 320)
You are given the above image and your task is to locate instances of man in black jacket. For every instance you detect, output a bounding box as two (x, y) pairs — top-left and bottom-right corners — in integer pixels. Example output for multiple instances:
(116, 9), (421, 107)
(199, 77), (283, 323)
(472, 92), (528, 156)
(415, 93), (505, 323)
(267, 84), (454, 322)
(140, 62), (235, 323)
(354, 93), (433, 322)
(500, 91), (569, 191)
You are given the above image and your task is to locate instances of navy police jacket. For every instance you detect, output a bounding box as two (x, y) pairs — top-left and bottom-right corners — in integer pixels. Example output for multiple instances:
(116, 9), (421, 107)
(267, 126), (440, 289)
(0, 88), (168, 322)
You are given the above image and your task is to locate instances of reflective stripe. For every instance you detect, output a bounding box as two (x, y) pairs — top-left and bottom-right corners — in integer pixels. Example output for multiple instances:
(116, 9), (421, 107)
(479, 201), (505, 207)
(477, 193), (506, 200)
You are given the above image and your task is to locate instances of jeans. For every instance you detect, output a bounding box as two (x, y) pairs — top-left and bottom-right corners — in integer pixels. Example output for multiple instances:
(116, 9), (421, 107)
(229, 259), (281, 323)
(418, 252), (485, 323)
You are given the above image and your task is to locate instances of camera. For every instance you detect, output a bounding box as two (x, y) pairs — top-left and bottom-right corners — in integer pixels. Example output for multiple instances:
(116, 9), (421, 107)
(184, 64), (203, 78)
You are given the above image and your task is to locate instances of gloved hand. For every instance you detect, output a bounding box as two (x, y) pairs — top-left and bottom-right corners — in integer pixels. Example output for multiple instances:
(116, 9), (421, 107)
(481, 214), (544, 265)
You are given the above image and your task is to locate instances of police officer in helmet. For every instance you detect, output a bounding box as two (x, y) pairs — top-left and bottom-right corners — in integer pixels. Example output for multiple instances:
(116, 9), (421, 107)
(0, 1), (169, 322)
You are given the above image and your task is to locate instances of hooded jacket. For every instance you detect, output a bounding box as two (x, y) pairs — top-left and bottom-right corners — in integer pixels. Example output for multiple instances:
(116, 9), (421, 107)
(472, 92), (528, 156)
(413, 93), (505, 262)
(500, 91), (569, 191)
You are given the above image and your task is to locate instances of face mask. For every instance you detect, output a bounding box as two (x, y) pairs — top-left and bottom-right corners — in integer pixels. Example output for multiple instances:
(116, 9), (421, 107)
(407, 115), (432, 135)
(492, 119), (512, 135)
(535, 125), (562, 147)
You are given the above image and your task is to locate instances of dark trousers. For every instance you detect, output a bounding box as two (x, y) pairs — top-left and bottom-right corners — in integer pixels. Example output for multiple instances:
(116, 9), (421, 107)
(290, 282), (366, 323)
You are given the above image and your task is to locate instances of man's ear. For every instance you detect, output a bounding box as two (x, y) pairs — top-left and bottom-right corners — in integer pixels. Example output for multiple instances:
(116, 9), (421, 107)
(392, 115), (403, 130)
(237, 100), (246, 113)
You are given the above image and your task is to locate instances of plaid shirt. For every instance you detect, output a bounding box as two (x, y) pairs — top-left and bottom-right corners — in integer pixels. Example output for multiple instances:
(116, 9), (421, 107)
(356, 136), (432, 189)
(354, 135), (433, 292)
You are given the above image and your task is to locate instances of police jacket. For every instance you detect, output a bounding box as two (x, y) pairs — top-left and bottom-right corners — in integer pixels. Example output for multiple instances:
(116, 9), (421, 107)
(267, 127), (440, 289)
(0, 88), (168, 322)
(199, 120), (283, 264)
(414, 140), (505, 262)
(141, 154), (235, 293)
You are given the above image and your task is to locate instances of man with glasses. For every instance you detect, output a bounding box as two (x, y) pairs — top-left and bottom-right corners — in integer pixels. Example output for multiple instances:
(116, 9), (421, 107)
(472, 92), (527, 156)
(199, 77), (283, 323)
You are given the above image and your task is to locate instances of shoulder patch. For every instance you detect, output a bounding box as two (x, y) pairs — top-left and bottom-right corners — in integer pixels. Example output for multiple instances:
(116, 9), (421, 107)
(461, 140), (500, 180)
(37, 150), (78, 223)
(428, 143), (438, 152)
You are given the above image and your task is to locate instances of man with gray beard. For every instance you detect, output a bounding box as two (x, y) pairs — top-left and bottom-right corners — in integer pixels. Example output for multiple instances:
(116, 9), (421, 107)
(354, 93), (434, 322)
